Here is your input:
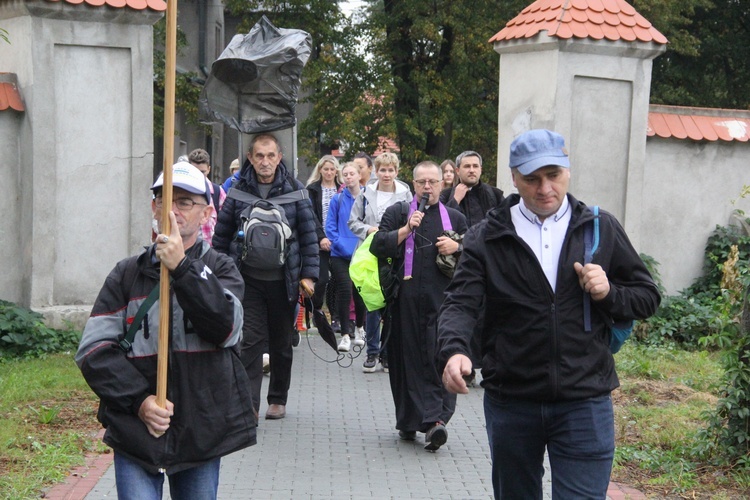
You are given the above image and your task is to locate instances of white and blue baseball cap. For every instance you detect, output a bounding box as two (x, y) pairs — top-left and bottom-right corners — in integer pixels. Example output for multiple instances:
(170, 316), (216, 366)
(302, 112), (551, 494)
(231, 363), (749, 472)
(151, 161), (211, 204)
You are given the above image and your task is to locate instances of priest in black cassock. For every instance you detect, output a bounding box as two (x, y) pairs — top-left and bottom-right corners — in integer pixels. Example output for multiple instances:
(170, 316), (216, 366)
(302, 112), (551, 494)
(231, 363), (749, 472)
(371, 161), (467, 451)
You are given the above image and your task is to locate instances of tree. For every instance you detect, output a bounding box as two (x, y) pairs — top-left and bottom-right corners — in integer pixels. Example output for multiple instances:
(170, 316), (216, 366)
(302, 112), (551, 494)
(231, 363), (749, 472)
(152, 18), (205, 138)
(636, 0), (750, 110)
(220, 0), (527, 179)
(358, 0), (528, 175)
(213, 0), (750, 179)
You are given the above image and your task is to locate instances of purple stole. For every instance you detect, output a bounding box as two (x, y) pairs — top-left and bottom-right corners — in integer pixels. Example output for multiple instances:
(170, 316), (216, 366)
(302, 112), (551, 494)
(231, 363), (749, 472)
(404, 198), (452, 280)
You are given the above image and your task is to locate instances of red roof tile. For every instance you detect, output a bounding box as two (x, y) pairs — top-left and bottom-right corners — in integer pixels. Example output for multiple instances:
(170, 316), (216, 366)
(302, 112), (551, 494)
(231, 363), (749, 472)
(648, 106), (750, 143)
(373, 137), (400, 156)
(489, 0), (667, 45)
(45, 0), (165, 12)
(0, 77), (24, 112)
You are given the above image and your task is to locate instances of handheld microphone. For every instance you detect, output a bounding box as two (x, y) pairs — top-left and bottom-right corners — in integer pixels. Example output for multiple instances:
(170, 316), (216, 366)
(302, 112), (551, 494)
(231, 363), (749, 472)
(417, 193), (429, 213)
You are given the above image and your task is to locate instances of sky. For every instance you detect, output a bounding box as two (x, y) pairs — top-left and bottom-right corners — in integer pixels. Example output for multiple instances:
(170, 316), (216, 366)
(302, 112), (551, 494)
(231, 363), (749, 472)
(340, 0), (367, 17)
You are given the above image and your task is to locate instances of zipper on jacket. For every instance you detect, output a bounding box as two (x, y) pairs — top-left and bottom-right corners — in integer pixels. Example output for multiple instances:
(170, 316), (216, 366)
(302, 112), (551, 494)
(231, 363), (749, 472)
(550, 302), (559, 400)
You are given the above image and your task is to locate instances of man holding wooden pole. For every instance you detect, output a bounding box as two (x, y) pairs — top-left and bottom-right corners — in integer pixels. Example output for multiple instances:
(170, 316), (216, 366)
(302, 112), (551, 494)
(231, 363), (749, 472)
(76, 162), (256, 499)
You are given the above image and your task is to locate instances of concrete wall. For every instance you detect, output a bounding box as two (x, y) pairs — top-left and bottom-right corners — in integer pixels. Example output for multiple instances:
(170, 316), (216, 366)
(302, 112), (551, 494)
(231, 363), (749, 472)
(641, 138), (750, 293)
(495, 39), (661, 248)
(0, 111), (23, 305)
(0, 1), (160, 324)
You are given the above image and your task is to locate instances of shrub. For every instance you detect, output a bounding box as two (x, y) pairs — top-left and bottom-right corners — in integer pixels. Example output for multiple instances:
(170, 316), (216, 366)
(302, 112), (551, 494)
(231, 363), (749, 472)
(0, 300), (81, 359)
(694, 245), (750, 465)
(637, 218), (750, 348)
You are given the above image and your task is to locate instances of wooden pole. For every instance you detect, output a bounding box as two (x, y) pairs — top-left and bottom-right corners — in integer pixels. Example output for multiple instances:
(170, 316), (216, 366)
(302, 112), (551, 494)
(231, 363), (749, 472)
(156, 0), (178, 408)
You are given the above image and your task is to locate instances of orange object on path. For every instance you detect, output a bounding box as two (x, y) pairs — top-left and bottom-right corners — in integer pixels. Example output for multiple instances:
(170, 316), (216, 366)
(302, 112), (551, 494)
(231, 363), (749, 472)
(296, 296), (306, 331)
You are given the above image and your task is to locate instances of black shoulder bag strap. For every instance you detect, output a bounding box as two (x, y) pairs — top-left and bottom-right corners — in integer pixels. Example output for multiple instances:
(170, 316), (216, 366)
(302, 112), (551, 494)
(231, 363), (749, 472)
(119, 285), (159, 352)
(119, 242), (211, 352)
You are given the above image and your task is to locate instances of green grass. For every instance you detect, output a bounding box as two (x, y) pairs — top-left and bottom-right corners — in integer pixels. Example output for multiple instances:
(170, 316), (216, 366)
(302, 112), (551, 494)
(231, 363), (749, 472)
(0, 353), (98, 500)
(0, 344), (743, 497)
(615, 342), (723, 393)
(611, 342), (750, 496)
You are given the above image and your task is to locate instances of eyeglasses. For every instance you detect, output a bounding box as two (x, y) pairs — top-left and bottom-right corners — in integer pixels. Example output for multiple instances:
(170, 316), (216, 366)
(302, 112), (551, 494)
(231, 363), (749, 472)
(414, 179), (441, 187)
(154, 197), (207, 211)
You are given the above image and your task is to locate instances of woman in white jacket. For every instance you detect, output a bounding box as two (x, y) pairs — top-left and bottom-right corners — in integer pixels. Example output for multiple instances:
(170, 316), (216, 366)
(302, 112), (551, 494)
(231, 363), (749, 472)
(348, 152), (413, 373)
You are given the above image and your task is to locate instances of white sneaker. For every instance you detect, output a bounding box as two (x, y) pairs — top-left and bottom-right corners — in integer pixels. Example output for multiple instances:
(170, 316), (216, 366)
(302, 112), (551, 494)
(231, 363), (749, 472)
(337, 335), (351, 352)
(262, 353), (270, 374)
(353, 327), (365, 347)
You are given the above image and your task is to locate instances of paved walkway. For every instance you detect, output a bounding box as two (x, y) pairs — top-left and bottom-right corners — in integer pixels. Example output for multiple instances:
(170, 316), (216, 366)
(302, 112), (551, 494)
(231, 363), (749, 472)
(50, 334), (643, 499)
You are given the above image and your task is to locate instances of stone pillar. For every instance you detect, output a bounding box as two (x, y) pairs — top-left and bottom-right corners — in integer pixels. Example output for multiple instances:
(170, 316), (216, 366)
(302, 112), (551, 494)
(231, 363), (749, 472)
(493, 21), (665, 246)
(0, 0), (162, 325)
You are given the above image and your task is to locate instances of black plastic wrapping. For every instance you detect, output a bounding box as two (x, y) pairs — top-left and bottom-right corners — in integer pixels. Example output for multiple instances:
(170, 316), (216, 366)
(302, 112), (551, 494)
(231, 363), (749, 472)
(199, 16), (312, 133)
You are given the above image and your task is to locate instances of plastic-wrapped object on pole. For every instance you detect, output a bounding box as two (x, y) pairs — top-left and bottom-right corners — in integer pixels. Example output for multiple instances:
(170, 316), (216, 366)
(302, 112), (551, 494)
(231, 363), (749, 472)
(199, 16), (312, 133)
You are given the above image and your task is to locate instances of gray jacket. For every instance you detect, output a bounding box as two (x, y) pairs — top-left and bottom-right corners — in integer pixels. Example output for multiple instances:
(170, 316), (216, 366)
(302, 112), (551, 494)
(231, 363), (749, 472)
(347, 178), (413, 241)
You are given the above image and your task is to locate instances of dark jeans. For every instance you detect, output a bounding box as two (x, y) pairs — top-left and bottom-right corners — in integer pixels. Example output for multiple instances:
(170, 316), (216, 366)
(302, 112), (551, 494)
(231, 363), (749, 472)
(330, 256), (366, 336)
(114, 452), (220, 500)
(365, 308), (383, 357)
(484, 392), (615, 499)
(240, 278), (295, 410)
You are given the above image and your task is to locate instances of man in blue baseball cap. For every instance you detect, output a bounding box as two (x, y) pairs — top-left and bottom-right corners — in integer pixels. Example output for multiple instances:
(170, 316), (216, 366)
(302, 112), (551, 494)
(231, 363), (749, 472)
(438, 129), (660, 498)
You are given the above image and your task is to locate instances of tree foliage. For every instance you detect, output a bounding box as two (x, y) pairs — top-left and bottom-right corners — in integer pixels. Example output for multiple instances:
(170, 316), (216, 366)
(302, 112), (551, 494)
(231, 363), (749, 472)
(211, 0), (749, 175)
(356, 0), (528, 174)
(636, 0), (750, 110)
(152, 18), (206, 138)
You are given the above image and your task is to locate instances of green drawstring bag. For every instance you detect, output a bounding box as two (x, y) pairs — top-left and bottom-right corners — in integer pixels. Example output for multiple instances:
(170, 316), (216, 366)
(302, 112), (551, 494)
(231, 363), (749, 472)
(349, 232), (385, 312)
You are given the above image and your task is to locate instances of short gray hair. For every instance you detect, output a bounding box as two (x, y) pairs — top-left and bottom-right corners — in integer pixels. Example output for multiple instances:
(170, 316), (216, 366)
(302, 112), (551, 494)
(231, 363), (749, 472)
(456, 150), (482, 167)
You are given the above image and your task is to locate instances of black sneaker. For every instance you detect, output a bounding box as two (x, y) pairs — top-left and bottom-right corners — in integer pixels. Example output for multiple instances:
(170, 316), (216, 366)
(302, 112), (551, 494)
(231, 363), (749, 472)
(380, 356), (389, 373)
(362, 354), (379, 373)
(424, 422), (448, 451)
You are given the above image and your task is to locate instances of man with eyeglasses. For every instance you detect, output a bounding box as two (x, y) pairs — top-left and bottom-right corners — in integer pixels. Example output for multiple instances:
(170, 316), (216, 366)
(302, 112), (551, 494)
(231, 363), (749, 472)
(76, 162), (255, 499)
(370, 161), (466, 451)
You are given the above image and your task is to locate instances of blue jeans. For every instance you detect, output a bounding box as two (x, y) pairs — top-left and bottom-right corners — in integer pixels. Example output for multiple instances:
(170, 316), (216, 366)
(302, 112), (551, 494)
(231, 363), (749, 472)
(365, 308), (383, 356)
(484, 392), (614, 499)
(114, 452), (220, 500)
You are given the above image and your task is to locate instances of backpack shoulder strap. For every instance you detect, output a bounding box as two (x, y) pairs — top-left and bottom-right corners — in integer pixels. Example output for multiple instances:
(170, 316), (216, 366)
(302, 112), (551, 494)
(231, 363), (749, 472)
(359, 193), (368, 221)
(226, 187), (261, 205)
(399, 200), (409, 225)
(269, 190), (309, 205)
(210, 182), (221, 208)
(226, 187), (308, 206)
(583, 206), (599, 333)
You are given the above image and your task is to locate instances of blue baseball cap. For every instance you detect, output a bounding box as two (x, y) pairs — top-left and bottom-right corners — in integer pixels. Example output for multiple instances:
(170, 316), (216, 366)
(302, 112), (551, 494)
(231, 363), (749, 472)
(509, 129), (570, 175)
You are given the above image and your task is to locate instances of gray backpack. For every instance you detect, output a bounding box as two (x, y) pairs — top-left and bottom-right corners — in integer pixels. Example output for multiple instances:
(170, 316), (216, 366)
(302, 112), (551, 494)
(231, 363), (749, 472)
(227, 188), (309, 269)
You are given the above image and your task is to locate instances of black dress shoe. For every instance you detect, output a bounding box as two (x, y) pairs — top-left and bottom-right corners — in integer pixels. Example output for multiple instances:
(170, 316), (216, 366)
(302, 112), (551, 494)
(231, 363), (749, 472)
(398, 430), (416, 441)
(424, 422), (447, 451)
